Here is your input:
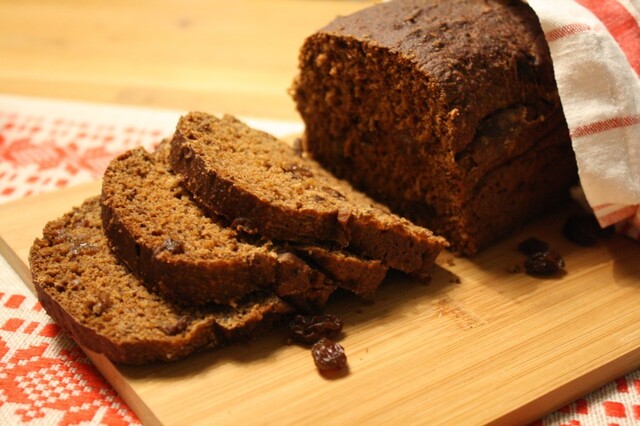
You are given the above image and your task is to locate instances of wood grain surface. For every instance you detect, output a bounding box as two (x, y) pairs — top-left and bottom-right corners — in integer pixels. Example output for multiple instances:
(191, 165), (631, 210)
(0, 0), (368, 121)
(1, 181), (639, 425)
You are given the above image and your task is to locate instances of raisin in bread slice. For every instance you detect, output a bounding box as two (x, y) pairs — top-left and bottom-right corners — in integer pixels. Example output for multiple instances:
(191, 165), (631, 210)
(169, 112), (447, 278)
(29, 197), (292, 365)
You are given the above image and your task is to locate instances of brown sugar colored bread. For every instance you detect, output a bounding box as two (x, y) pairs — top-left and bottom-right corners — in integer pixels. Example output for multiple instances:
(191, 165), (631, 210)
(292, 0), (578, 255)
(169, 112), (447, 278)
(101, 145), (336, 309)
(29, 197), (292, 365)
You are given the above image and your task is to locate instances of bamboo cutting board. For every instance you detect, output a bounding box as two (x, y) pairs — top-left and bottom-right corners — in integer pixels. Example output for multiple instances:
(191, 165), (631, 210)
(1, 181), (639, 425)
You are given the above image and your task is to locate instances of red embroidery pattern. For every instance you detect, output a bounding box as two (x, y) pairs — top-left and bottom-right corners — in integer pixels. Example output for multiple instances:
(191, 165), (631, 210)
(0, 110), (167, 203)
(0, 291), (140, 425)
(540, 375), (640, 425)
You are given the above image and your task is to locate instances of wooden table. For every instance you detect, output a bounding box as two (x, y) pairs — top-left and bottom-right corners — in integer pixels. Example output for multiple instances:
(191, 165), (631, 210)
(0, 0), (368, 121)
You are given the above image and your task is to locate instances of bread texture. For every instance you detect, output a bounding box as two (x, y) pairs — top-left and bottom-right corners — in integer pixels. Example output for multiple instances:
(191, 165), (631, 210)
(293, 0), (578, 254)
(169, 112), (447, 278)
(29, 197), (292, 365)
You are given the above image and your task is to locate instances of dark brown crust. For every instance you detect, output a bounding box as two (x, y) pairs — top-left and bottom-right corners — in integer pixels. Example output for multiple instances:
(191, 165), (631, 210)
(29, 197), (293, 365)
(100, 146), (367, 309)
(101, 201), (275, 306)
(315, 0), (558, 153)
(31, 274), (219, 365)
(169, 113), (447, 277)
(33, 276), (291, 365)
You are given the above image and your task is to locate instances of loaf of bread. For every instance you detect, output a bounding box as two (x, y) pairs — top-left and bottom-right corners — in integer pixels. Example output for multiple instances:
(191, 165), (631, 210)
(293, 0), (578, 254)
(29, 198), (292, 365)
(169, 112), (447, 278)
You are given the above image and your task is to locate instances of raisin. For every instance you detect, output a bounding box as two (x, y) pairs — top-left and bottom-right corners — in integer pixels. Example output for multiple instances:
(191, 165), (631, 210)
(517, 237), (549, 255)
(231, 217), (258, 234)
(161, 315), (191, 336)
(562, 215), (600, 246)
(289, 314), (343, 344)
(311, 338), (347, 371)
(524, 250), (565, 276)
(320, 186), (346, 200)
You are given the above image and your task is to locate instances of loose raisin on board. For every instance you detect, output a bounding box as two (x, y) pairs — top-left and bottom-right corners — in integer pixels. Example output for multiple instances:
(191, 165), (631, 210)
(289, 314), (343, 344)
(517, 237), (549, 255)
(524, 250), (565, 276)
(562, 215), (600, 246)
(311, 338), (347, 371)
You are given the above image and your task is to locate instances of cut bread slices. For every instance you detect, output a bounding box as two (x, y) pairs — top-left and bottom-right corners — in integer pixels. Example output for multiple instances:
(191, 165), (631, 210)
(29, 197), (292, 365)
(101, 142), (386, 308)
(101, 145), (335, 308)
(169, 112), (448, 278)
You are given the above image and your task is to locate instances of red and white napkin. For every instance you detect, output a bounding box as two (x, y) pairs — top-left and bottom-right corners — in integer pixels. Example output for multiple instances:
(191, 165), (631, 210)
(528, 0), (640, 239)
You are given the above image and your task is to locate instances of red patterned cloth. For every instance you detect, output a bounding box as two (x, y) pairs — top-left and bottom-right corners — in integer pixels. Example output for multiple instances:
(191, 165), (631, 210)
(0, 94), (637, 425)
(0, 262), (139, 425)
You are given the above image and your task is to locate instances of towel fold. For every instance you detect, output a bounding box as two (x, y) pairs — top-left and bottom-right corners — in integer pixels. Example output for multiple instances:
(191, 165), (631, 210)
(528, 0), (640, 240)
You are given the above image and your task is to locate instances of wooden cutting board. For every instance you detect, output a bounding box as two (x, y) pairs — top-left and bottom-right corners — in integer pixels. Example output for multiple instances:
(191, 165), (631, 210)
(1, 181), (639, 425)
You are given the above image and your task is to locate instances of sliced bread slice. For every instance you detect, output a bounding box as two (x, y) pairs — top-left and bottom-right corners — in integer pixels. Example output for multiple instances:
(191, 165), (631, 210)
(169, 112), (447, 278)
(29, 197), (292, 365)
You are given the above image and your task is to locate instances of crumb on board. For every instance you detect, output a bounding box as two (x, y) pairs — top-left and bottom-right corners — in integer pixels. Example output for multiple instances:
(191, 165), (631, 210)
(507, 264), (522, 273)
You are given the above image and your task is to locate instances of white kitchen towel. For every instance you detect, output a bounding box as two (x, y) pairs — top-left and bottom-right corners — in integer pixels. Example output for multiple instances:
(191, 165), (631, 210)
(527, 0), (640, 240)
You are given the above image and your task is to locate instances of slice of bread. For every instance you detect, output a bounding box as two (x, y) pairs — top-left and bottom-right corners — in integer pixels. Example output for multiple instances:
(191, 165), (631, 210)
(29, 197), (292, 365)
(169, 112), (447, 278)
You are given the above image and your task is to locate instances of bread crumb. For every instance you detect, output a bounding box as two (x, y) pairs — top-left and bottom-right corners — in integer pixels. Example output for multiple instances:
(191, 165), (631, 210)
(507, 264), (522, 273)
